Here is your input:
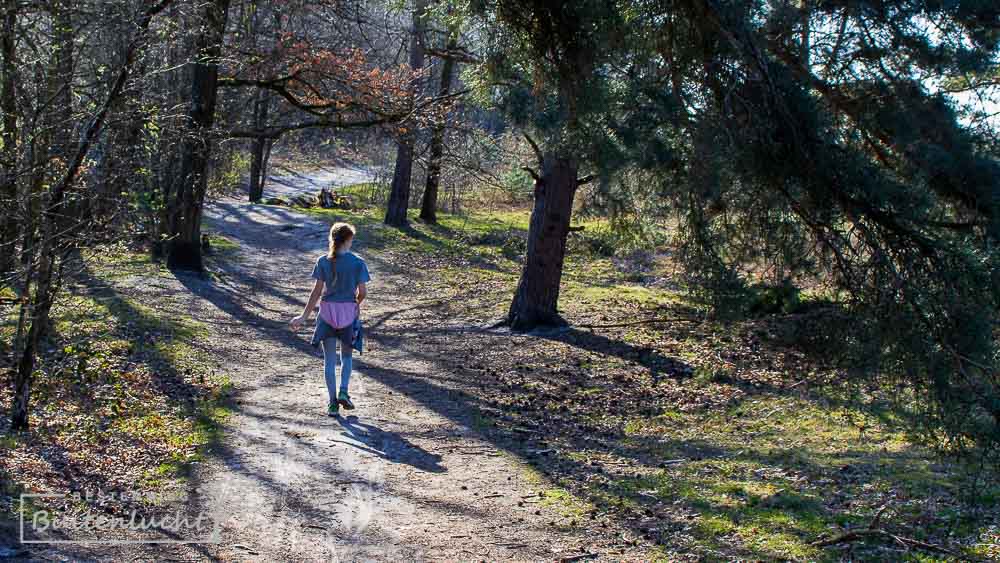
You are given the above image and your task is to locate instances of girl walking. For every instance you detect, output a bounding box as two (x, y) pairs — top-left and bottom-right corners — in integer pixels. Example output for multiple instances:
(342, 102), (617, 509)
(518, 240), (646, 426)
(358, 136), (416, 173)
(290, 222), (370, 417)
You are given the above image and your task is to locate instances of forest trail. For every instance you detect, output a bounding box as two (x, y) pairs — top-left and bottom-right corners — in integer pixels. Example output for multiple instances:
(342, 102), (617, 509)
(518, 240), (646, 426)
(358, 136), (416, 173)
(34, 166), (648, 562)
(263, 163), (375, 200)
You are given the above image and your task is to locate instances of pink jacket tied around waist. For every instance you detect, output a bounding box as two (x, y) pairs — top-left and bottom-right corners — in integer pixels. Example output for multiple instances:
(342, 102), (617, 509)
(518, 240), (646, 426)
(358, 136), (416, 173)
(319, 301), (358, 329)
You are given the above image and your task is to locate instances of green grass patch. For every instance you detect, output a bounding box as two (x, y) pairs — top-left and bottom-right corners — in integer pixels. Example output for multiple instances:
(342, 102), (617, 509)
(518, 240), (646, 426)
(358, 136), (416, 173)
(1, 244), (232, 520)
(518, 464), (594, 521)
(539, 487), (593, 519)
(139, 379), (235, 487)
(206, 234), (240, 254)
(333, 182), (380, 203)
(289, 204), (667, 282)
(601, 394), (997, 560)
(0, 435), (17, 450)
(83, 241), (160, 279)
(285, 203), (685, 324)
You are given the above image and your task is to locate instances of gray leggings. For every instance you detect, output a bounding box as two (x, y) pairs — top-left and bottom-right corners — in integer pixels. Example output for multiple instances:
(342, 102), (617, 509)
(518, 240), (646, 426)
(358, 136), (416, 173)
(322, 332), (352, 402)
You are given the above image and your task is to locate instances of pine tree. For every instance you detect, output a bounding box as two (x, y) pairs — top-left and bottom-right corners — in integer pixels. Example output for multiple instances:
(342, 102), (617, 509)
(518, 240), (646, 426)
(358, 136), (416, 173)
(473, 0), (629, 329)
(668, 0), (1000, 462)
(475, 0), (1000, 461)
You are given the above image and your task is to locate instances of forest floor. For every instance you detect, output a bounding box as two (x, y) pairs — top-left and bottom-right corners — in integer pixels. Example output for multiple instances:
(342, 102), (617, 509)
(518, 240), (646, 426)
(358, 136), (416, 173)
(2, 159), (999, 561)
(1, 164), (652, 561)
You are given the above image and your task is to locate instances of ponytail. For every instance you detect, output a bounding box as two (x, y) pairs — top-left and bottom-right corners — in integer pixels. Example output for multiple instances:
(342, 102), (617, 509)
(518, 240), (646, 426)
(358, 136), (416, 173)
(327, 222), (356, 282)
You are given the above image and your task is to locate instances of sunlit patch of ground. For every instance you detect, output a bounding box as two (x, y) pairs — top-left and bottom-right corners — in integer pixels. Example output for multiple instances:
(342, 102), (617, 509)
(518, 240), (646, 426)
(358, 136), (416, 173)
(0, 242), (234, 524)
(294, 198), (1000, 560)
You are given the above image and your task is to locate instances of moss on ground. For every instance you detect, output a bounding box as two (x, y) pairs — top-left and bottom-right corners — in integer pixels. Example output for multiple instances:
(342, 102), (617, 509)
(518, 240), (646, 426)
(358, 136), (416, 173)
(0, 244), (234, 522)
(206, 233), (240, 256)
(607, 396), (985, 560)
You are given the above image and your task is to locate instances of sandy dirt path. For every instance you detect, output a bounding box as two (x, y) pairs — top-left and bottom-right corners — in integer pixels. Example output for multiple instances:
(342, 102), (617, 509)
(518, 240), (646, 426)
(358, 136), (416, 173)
(25, 166), (649, 562)
(263, 163), (374, 200)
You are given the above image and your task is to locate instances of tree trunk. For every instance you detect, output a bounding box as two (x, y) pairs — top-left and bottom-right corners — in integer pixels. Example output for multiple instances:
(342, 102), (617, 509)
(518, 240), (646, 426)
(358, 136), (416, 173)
(47, 0), (73, 165)
(0, 0), (17, 281)
(153, 144), (175, 261)
(11, 0), (173, 429)
(13, 6), (74, 421)
(10, 250), (61, 430)
(248, 140), (264, 202)
(97, 8), (142, 224)
(107, 86), (146, 220)
(21, 3), (72, 343)
(384, 0), (426, 227)
(248, 91), (270, 202)
(151, 33), (185, 261)
(167, 0), (229, 270)
(418, 137), (441, 222)
(385, 141), (415, 226)
(419, 37), (458, 224)
(506, 154), (578, 330)
(246, 3), (271, 204)
(261, 137), (273, 187)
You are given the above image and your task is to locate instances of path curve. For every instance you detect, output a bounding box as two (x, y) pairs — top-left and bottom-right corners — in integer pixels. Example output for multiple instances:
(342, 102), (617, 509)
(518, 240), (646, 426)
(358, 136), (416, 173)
(35, 166), (646, 561)
(263, 163), (375, 200)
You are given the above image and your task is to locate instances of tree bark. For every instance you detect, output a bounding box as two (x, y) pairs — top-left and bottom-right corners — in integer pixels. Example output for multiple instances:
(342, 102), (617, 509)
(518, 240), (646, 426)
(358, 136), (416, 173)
(97, 6), (143, 224)
(385, 141), (415, 226)
(419, 36), (458, 224)
(248, 90), (270, 202)
(50, 0), (74, 184)
(22, 0), (72, 343)
(10, 249), (62, 430)
(0, 0), (17, 281)
(167, 0), (230, 270)
(506, 154), (578, 330)
(34, 0), (77, 279)
(246, 2), (272, 203)
(151, 20), (186, 261)
(384, 0), (426, 227)
(506, 51), (588, 331)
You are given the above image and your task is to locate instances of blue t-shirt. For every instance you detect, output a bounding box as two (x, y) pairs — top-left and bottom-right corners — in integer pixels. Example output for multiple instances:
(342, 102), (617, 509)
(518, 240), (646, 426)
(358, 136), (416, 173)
(311, 252), (371, 302)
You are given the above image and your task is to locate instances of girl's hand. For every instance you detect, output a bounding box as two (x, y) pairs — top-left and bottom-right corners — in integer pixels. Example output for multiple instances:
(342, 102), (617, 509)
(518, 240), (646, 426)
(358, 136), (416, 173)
(289, 314), (305, 331)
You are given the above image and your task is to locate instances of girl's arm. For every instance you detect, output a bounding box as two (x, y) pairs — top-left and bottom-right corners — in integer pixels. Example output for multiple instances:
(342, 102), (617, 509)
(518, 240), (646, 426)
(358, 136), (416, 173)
(356, 282), (367, 306)
(290, 279), (324, 330)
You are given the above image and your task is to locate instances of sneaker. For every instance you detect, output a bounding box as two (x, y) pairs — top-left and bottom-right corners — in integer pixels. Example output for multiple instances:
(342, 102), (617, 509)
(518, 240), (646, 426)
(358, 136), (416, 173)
(327, 402), (339, 417)
(337, 391), (355, 410)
